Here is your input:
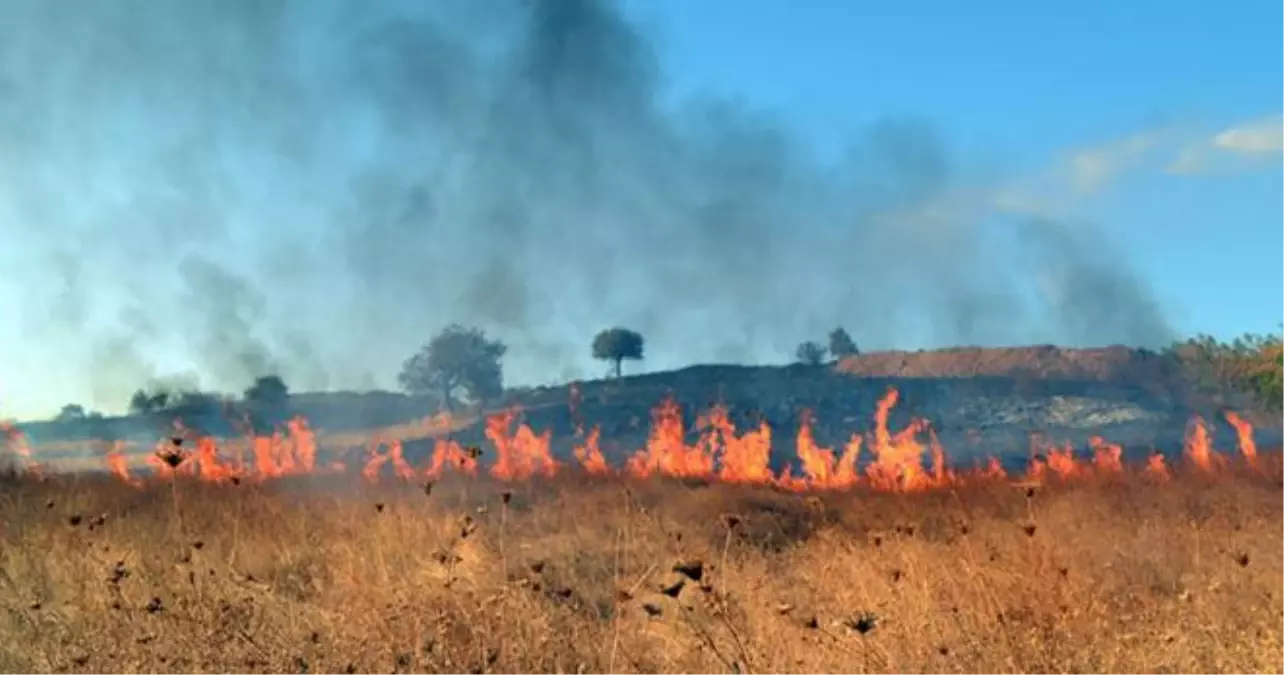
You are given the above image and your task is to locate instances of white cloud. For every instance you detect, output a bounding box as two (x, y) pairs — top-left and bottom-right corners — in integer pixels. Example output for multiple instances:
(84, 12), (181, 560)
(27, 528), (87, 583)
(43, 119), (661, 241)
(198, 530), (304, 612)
(1163, 148), (1203, 175)
(1167, 113), (1283, 174)
(992, 113), (1283, 217)
(991, 129), (1169, 219)
(1213, 114), (1284, 153)
(1065, 131), (1163, 195)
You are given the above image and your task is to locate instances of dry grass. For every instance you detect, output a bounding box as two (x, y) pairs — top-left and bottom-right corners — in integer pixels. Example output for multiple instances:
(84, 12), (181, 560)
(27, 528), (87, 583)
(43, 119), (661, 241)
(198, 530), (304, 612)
(0, 464), (1280, 674)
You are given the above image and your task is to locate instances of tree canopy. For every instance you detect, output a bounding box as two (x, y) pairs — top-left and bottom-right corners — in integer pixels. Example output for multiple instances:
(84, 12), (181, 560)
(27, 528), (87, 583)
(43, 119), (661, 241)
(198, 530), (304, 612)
(55, 403), (87, 422)
(795, 340), (827, 366)
(243, 375), (291, 431)
(828, 327), (859, 359)
(244, 375), (289, 407)
(592, 327), (645, 378)
(1168, 330), (1283, 410)
(398, 324), (507, 410)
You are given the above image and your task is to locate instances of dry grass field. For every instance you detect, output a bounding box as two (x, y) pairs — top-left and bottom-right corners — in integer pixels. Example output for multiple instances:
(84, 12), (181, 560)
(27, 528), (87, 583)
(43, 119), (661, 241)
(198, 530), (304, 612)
(0, 461), (1280, 674)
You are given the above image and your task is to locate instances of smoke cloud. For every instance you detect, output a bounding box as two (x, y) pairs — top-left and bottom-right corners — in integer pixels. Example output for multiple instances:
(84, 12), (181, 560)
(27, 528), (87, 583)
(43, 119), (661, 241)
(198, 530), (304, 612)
(0, 0), (1173, 416)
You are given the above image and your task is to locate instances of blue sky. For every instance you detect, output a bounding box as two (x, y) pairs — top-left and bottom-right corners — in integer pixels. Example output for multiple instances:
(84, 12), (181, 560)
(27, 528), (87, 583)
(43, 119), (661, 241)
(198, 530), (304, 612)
(630, 0), (1283, 333)
(0, 0), (1280, 420)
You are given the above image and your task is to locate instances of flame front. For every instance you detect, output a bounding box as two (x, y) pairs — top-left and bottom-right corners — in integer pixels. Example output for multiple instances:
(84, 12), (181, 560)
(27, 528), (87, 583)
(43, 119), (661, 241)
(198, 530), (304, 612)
(0, 386), (1263, 492)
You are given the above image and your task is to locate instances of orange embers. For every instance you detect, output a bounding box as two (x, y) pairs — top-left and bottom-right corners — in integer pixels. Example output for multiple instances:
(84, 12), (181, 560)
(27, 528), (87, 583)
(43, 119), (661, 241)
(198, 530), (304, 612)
(92, 387), (1267, 492)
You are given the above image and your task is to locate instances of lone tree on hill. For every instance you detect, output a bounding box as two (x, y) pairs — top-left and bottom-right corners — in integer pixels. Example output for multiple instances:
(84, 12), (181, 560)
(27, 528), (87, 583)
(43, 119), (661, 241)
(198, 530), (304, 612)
(592, 327), (645, 378)
(398, 324), (507, 411)
(828, 327), (860, 359)
(795, 340), (828, 366)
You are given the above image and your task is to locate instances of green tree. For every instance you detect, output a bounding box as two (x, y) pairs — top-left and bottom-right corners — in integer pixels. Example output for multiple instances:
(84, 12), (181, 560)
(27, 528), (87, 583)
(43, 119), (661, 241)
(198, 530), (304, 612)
(828, 327), (859, 359)
(1167, 329), (1283, 410)
(592, 327), (645, 378)
(398, 324), (507, 411)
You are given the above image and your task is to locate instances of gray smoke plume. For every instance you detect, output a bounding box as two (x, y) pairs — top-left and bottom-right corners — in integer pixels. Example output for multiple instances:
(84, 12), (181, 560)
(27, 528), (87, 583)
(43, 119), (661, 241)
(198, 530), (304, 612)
(0, 0), (1173, 416)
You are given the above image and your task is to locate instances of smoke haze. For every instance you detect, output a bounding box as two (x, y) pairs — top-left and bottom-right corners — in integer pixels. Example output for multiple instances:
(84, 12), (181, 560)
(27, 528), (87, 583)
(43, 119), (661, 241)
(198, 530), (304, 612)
(0, 0), (1173, 417)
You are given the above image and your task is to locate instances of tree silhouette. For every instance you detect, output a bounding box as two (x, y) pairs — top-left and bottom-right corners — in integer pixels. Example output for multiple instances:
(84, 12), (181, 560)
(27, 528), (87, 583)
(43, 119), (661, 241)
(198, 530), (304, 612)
(126, 385), (228, 434)
(55, 403), (86, 422)
(828, 327), (859, 359)
(398, 324), (507, 411)
(592, 327), (645, 378)
(795, 340), (827, 366)
(243, 375), (291, 431)
(244, 375), (288, 408)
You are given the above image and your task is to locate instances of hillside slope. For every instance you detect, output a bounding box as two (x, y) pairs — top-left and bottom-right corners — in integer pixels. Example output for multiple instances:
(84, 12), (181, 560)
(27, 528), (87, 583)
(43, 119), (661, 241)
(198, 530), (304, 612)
(835, 345), (1185, 383)
(417, 362), (1268, 472)
(17, 345), (1280, 470)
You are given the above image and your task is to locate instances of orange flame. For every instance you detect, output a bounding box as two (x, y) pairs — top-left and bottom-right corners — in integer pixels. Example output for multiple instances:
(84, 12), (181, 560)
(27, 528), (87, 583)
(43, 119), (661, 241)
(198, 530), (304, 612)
(486, 410), (558, 481)
(1183, 416), (1221, 473)
(1223, 411), (1258, 469)
(573, 426), (609, 475)
(781, 410), (861, 491)
(2, 421), (40, 476)
(86, 387), (1269, 493)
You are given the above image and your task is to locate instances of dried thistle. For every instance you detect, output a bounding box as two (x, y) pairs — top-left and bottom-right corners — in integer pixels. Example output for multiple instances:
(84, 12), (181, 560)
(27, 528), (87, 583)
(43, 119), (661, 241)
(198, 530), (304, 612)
(660, 579), (685, 598)
(847, 611), (878, 635)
